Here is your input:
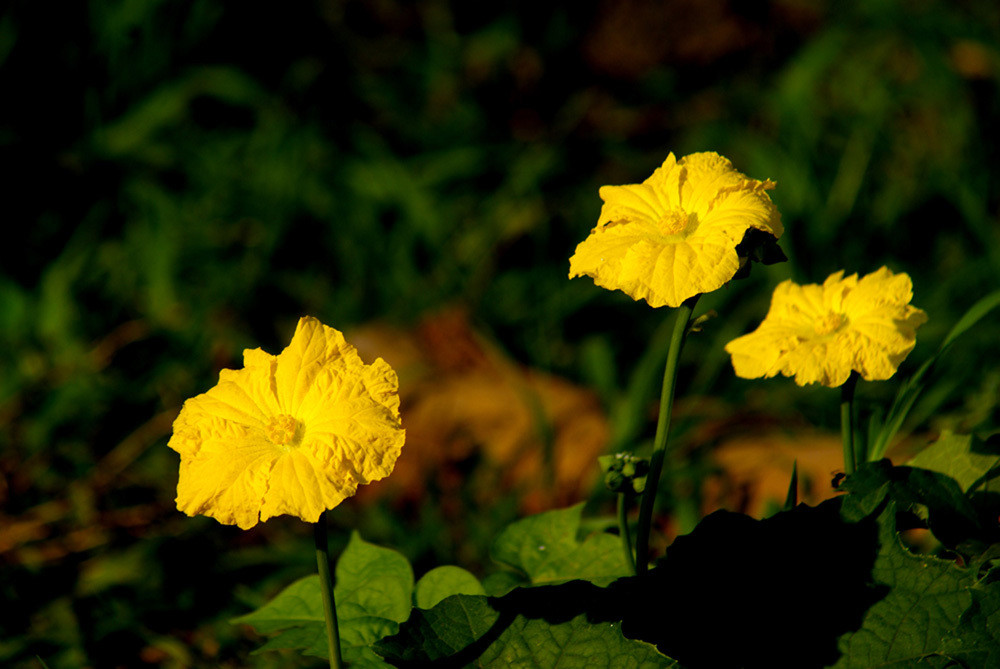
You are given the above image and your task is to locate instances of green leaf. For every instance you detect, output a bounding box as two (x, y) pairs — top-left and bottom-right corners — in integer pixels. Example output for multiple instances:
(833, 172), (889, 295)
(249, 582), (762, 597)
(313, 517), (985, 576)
(476, 614), (674, 668)
(490, 504), (629, 589)
(335, 531), (414, 624)
(939, 571), (1000, 667)
(375, 594), (500, 663)
(415, 566), (487, 610)
(839, 460), (981, 547)
(908, 430), (1000, 493)
(838, 460), (893, 523)
(232, 532), (413, 666)
(376, 593), (675, 668)
(832, 507), (977, 667)
(482, 571), (524, 597)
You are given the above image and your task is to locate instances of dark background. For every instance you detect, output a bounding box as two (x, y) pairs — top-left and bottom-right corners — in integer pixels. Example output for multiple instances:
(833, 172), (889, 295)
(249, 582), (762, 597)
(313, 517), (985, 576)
(2, 1), (999, 666)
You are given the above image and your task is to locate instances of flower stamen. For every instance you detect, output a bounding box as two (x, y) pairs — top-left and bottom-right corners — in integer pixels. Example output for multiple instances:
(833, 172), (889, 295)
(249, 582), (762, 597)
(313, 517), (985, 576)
(657, 209), (694, 236)
(813, 312), (847, 336)
(265, 414), (303, 449)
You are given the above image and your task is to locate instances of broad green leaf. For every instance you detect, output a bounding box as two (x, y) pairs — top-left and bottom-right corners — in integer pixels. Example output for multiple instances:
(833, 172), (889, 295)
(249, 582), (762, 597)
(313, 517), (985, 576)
(832, 507), (976, 668)
(482, 571), (524, 597)
(908, 431), (1000, 493)
(490, 504), (629, 588)
(376, 594), (675, 668)
(839, 461), (980, 547)
(415, 566), (487, 610)
(938, 572), (1000, 667)
(477, 614), (674, 668)
(838, 460), (892, 523)
(375, 594), (500, 663)
(334, 531), (414, 624)
(232, 532), (413, 667)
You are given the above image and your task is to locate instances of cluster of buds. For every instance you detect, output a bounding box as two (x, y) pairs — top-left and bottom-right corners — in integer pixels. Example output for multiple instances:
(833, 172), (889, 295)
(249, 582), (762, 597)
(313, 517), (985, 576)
(598, 452), (649, 495)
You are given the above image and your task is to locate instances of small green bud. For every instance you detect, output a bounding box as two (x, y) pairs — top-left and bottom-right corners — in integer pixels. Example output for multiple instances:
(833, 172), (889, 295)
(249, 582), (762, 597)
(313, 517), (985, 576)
(605, 471), (625, 492)
(632, 476), (647, 494)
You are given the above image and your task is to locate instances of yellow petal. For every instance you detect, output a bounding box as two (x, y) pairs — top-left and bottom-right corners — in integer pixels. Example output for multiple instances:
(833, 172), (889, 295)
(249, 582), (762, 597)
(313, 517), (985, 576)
(259, 449), (350, 524)
(725, 268), (927, 387)
(275, 316), (356, 415)
(174, 417), (278, 529)
(597, 183), (665, 227)
(168, 316), (405, 529)
(571, 151), (781, 307)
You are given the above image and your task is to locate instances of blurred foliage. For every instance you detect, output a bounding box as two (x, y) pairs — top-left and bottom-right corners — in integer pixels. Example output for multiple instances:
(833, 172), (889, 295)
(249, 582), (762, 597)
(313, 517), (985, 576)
(2, 0), (999, 666)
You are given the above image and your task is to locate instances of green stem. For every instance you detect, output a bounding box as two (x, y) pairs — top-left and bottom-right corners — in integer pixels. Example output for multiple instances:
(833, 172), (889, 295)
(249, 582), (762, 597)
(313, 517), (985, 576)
(314, 511), (344, 669)
(618, 491), (637, 576)
(635, 295), (699, 575)
(841, 371), (859, 475)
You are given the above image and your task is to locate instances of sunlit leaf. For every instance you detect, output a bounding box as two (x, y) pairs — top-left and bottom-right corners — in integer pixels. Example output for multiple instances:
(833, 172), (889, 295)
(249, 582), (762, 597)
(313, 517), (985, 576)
(490, 504), (629, 589)
(908, 431), (1000, 493)
(376, 593), (675, 668)
(415, 566), (486, 610)
(232, 532), (413, 666)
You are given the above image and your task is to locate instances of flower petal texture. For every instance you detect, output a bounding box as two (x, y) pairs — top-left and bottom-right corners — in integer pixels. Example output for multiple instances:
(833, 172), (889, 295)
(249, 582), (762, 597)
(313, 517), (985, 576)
(725, 267), (928, 387)
(568, 152), (783, 308)
(168, 316), (405, 529)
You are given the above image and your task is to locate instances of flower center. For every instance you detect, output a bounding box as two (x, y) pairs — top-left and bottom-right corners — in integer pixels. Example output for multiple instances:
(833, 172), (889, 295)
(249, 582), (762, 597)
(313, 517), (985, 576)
(265, 414), (303, 448)
(657, 209), (694, 236)
(813, 312), (847, 336)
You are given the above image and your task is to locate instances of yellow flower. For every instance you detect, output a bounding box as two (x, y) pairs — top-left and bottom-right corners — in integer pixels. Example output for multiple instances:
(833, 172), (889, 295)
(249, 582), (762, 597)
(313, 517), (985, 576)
(568, 152), (783, 308)
(168, 316), (405, 529)
(725, 267), (928, 387)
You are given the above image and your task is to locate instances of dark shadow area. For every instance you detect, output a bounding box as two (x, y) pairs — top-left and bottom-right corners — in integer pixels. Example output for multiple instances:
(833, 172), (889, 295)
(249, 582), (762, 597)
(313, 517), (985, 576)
(612, 500), (884, 668)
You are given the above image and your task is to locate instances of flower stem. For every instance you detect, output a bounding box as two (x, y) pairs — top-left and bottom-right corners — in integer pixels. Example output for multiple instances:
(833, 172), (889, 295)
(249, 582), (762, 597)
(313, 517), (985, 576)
(618, 491), (637, 576)
(635, 296), (699, 575)
(840, 371), (859, 475)
(314, 511), (343, 669)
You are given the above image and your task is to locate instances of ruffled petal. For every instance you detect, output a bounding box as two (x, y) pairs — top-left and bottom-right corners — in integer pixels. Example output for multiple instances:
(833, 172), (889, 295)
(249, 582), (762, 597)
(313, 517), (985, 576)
(694, 179), (783, 240)
(259, 448), (350, 524)
(274, 316), (359, 415)
(725, 268), (926, 387)
(572, 151), (782, 307)
(168, 316), (405, 529)
(172, 415), (279, 529)
(679, 152), (744, 215)
(597, 183), (664, 227)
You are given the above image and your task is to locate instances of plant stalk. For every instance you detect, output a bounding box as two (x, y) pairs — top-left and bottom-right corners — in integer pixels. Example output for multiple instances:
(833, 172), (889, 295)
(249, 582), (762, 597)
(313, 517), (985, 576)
(314, 511), (344, 669)
(841, 371), (859, 475)
(635, 296), (699, 575)
(618, 491), (637, 576)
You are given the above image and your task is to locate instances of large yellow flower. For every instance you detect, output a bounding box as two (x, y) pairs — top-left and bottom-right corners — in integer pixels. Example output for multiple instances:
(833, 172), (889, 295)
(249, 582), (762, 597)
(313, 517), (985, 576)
(568, 152), (783, 308)
(725, 267), (928, 387)
(168, 316), (405, 529)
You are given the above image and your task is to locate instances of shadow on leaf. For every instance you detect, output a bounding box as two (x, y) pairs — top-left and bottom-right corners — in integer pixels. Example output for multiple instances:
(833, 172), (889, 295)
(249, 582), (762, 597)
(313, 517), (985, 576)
(612, 500), (885, 668)
(378, 501), (891, 668)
